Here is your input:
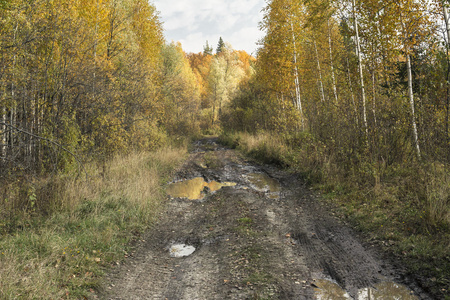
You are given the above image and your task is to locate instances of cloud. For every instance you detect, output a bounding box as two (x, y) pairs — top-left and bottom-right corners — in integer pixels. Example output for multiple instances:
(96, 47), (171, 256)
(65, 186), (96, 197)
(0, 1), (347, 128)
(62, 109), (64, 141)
(229, 27), (265, 55)
(152, 0), (266, 54)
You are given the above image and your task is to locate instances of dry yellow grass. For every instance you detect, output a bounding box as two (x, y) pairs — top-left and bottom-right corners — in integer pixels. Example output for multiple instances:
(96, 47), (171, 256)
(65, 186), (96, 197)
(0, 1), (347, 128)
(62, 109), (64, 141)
(61, 147), (185, 212)
(0, 146), (187, 299)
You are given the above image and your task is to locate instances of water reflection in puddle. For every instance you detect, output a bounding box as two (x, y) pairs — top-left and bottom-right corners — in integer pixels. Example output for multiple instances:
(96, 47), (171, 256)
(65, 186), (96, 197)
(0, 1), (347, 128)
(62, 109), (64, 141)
(358, 281), (418, 300)
(167, 177), (236, 200)
(313, 279), (418, 300)
(169, 244), (196, 258)
(313, 279), (351, 300)
(246, 173), (281, 199)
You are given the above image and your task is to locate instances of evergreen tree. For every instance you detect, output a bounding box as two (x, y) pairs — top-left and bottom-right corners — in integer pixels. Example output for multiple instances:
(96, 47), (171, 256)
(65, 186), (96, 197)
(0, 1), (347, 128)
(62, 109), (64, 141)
(203, 40), (213, 55)
(216, 37), (225, 54)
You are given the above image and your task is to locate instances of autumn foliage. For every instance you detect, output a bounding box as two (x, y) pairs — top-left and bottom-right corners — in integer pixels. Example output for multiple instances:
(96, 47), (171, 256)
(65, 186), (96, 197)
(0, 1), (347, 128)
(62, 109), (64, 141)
(222, 1), (449, 297)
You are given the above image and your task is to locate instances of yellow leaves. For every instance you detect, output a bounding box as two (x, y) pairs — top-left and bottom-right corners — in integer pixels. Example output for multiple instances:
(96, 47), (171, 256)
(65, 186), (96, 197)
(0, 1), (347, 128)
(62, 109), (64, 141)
(130, 0), (163, 64)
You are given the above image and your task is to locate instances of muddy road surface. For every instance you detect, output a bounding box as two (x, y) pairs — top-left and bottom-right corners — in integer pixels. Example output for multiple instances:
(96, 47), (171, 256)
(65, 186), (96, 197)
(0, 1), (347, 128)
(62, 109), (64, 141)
(100, 138), (431, 300)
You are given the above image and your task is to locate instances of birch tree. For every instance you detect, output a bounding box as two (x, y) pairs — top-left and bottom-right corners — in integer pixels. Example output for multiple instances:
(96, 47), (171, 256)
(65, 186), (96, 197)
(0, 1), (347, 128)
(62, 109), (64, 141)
(391, 0), (434, 158)
(440, 0), (450, 158)
(258, 0), (307, 129)
(352, 0), (369, 139)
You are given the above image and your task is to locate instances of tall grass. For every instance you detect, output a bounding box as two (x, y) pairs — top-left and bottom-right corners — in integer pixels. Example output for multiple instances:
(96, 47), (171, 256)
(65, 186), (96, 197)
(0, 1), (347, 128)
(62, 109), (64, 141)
(0, 147), (186, 299)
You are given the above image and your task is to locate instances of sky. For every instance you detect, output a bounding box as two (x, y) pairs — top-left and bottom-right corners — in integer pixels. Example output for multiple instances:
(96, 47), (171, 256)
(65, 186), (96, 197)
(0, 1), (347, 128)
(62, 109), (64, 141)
(152, 0), (267, 55)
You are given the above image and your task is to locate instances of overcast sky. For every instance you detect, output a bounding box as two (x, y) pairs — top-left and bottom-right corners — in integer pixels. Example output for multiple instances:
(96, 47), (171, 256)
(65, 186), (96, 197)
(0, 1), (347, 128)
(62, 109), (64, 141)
(152, 0), (267, 55)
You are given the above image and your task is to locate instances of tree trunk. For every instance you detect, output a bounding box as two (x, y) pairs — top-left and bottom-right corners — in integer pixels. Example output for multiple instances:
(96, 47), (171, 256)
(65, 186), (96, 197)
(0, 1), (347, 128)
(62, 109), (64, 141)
(93, 0), (99, 99)
(1, 104), (5, 158)
(406, 54), (421, 158)
(371, 67), (377, 127)
(212, 83), (217, 126)
(107, 2), (116, 59)
(443, 2), (450, 160)
(346, 57), (359, 126)
(328, 20), (338, 105)
(1, 79), (6, 158)
(291, 21), (304, 129)
(352, 0), (369, 138)
(314, 40), (326, 103)
(9, 22), (19, 156)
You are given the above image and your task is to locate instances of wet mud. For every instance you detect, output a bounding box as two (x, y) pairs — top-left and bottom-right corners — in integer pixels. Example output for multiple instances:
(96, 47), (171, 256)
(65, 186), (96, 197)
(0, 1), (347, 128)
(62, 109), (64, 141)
(99, 138), (432, 300)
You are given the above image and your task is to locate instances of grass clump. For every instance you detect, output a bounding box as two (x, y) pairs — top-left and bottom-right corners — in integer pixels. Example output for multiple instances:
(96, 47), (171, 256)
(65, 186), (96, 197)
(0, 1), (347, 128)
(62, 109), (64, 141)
(0, 147), (186, 299)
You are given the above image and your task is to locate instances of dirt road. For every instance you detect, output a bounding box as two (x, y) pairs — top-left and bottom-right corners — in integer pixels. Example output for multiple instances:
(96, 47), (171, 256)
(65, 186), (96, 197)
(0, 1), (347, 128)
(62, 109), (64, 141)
(99, 138), (431, 299)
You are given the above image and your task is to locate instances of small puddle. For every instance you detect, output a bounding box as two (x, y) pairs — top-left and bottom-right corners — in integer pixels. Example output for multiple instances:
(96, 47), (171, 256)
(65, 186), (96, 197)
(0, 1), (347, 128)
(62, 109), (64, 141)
(313, 279), (351, 300)
(313, 279), (418, 300)
(167, 177), (236, 200)
(357, 281), (418, 300)
(169, 244), (196, 258)
(246, 173), (280, 199)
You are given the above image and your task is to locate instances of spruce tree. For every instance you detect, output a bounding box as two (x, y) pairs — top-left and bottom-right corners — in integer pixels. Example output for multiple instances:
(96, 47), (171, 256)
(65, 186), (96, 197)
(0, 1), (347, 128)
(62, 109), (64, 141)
(216, 37), (225, 54)
(203, 41), (213, 55)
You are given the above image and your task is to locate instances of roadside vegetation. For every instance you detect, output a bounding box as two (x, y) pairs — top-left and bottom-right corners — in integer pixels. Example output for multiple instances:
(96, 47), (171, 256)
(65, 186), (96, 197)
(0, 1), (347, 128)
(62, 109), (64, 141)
(1, 0), (254, 298)
(0, 147), (186, 298)
(218, 0), (450, 298)
(220, 131), (449, 298)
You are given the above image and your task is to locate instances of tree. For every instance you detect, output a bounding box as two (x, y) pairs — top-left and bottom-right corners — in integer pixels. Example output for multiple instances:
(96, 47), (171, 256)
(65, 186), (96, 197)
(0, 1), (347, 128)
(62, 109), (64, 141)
(208, 45), (246, 126)
(160, 42), (201, 135)
(0, 0), (167, 176)
(352, 0), (369, 140)
(216, 37), (225, 54)
(203, 40), (213, 56)
(439, 0), (450, 159)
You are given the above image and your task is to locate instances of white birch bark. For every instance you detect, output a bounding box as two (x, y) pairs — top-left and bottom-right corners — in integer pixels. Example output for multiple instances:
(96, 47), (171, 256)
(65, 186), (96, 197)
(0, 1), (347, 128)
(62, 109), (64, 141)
(352, 0), (369, 137)
(398, 2), (421, 158)
(291, 21), (304, 129)
(10, 22), (18, 152)
(406, 54), (421, 158)
(443, 2), (450, 43)
(314, 40), (326, 103)
(328, 20), (338, 105)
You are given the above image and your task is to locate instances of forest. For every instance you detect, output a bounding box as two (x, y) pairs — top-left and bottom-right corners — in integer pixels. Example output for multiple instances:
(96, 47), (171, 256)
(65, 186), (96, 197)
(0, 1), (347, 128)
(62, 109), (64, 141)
(0, 0), (449, 298)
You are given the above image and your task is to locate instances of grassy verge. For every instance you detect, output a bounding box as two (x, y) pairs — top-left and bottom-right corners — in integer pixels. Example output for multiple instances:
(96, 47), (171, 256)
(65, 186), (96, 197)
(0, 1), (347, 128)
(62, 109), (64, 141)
(0, 147), (186, 299)
(220, 131), (450, 299)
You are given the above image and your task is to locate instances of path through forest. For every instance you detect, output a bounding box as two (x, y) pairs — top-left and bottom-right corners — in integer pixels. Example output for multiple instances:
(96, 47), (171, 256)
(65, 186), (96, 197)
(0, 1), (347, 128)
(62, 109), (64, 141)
(98, 138), (431, 299)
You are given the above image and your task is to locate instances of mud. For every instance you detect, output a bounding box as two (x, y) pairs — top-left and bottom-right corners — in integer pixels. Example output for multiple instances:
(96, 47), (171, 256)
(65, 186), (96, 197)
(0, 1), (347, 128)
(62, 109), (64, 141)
(98, 138), (432, 299)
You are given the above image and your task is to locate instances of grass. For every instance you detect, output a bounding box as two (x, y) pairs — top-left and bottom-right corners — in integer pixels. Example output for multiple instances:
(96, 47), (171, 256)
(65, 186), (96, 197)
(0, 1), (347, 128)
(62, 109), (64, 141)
(0, 146), (186, 299)
(220, 131), (450, 299)
(203, 151), (224, 169)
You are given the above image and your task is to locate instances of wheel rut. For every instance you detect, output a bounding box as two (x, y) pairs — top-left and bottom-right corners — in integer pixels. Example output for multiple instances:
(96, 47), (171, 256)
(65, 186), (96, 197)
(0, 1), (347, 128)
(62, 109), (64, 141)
(98, 138), (431, 300)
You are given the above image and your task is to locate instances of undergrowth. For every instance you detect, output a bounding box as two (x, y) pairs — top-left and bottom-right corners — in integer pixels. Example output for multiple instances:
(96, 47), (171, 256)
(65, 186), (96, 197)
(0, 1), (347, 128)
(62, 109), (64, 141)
(220, 131), (450, 299)
(0, 147), (186, 299)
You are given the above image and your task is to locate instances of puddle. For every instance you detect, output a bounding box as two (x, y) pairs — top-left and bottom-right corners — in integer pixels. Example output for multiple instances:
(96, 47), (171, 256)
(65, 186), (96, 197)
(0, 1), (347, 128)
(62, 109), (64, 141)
(313, 279), (418, 300)
(246, 173), (281, 199)
(313, 279), (352, 300)
(358, 281), (418, 300)
(169, 244), (196, 258)
(167, 177), (236, 200)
